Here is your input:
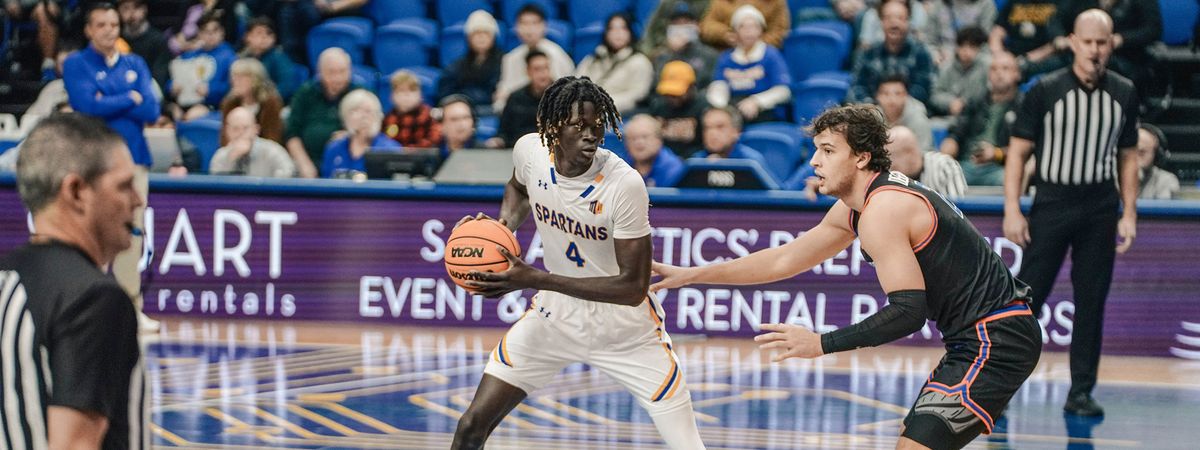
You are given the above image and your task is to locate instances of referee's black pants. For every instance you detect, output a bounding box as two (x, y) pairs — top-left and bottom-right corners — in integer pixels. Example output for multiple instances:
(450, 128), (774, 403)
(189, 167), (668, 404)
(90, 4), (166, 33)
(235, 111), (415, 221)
(1018, 185), (1119, 398)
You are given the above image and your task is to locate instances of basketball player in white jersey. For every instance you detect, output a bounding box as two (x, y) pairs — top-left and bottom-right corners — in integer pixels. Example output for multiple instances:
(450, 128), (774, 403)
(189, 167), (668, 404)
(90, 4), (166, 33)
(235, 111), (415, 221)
(450, 76), (706, 450)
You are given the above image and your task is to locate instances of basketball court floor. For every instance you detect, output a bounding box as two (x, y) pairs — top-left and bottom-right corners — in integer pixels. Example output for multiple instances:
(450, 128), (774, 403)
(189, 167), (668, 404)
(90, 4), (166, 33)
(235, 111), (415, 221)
(145, 318), (1200, 449)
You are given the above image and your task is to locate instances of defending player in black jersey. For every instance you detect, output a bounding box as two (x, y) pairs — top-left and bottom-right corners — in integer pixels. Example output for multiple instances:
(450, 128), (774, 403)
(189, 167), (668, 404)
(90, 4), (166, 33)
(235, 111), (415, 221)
(652, 104), (1041, 449)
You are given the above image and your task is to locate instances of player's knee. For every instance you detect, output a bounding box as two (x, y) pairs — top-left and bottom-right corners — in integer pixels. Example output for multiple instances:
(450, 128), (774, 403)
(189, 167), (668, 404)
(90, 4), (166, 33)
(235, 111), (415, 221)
(452, 411), (490, 448)
(895, 436), (932, 450)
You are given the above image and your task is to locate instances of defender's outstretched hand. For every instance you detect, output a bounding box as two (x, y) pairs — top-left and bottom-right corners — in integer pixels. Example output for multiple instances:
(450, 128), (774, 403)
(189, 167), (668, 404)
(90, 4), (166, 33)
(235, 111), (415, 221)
(650, 262), (695, 292)
(754, 323), (824, 361)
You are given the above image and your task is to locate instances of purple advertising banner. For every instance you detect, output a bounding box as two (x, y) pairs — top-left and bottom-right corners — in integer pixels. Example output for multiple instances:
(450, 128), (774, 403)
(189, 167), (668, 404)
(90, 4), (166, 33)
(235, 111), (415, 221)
(2, 183), (1198, 359)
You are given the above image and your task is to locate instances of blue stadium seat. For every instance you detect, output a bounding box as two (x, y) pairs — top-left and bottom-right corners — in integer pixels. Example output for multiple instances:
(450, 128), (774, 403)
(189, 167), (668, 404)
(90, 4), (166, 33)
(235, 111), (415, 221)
(784, 25), (847, 82)
(440, 23), (470, 68)
(476, 115), (499, 141)
(792, 77), (850, 124)
(739, 129), (803, 182)
(788, 0), (832, 11)
(306, 21), (368, 69)
(572, 24), (605, 64)
(374, 21), (437, 74)
(351, 65), (380, 91)
(437, 0), (494, 27)
(746, 121), (811, 161)
(504, 19), (573, 53)
(567, 0), (629, 29)
(634, 0), (660, 27)
(603, 131), (629, 162)
(367, 0), (428, 24)
(1160, 0), (1199, 46)
(803, 20), (853, 59)
(323, 17), (374, 46)
(176, 118), (222, 173)
(500, 0), (561, 24)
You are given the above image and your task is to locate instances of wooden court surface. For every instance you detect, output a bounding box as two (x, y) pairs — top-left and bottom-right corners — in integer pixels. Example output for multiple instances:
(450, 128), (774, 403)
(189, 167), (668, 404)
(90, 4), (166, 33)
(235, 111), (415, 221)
(143, 317), (1200, 449)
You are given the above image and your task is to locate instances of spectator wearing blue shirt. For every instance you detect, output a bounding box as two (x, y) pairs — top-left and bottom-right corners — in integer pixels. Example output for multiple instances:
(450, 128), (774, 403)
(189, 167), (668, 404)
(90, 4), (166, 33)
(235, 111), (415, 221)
(705, 5), (791, 124)
(848, 0), (935, 107)
(693, 106), (769, 169)
(321, 89), (401, 178)
(168, 11), (237, 120)
(62, 3), (160, 331)
(625, 114), (685, 188)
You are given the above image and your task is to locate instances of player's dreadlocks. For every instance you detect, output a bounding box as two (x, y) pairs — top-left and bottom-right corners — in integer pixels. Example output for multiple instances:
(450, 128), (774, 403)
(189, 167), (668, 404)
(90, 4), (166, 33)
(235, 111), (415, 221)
(536, 76), (623, 151)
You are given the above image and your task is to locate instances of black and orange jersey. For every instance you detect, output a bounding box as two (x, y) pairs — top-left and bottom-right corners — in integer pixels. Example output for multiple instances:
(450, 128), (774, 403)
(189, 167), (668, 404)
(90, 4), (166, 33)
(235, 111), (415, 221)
(850, 171), (1031, 336)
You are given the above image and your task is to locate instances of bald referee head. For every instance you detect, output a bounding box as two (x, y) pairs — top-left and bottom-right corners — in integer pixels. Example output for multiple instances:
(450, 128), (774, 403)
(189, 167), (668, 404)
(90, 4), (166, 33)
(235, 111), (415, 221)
(3, 112), (148, 450)
(17, 113), (143, 266)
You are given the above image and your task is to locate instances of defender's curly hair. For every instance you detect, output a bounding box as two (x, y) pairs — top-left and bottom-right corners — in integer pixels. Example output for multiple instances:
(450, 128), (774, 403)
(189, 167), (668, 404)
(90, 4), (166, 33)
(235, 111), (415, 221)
(536, 76), (623, 151)
(807, 104), (892, 173)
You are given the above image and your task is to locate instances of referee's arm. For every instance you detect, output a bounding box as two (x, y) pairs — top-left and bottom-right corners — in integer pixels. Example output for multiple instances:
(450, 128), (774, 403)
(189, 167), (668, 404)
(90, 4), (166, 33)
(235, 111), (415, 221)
(47, 407), (108, 450)
(1002, 137), (1035, 247)
(1116, 144), (1139, 253)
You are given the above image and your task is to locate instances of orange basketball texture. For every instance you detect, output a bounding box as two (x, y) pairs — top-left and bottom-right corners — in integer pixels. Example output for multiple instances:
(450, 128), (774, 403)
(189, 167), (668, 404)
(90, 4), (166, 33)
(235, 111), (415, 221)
(444, 219), (522, 291)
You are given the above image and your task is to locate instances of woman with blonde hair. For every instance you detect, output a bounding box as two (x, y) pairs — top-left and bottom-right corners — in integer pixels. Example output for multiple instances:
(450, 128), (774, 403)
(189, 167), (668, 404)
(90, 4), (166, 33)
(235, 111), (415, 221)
(321, 89), (401, 178)
(220, 57), (285, 145)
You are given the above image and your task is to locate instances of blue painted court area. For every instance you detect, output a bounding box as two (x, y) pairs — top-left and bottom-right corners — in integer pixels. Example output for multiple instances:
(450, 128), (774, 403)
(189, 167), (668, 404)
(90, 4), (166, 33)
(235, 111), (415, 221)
(146, 325), (1200, 449)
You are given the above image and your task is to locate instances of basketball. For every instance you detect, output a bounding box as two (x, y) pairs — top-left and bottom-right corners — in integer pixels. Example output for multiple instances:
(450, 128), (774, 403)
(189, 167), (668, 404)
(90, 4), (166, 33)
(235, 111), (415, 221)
(444, 218), (521, 291)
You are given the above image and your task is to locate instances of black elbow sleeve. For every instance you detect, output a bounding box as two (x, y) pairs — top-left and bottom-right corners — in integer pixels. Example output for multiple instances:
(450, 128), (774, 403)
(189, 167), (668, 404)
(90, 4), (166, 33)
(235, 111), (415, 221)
(820, 290), (929, 354)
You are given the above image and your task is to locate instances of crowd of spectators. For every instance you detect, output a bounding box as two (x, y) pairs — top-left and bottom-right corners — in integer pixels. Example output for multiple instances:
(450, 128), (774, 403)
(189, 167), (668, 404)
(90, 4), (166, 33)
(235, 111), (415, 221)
(0, 0), (1182, 198)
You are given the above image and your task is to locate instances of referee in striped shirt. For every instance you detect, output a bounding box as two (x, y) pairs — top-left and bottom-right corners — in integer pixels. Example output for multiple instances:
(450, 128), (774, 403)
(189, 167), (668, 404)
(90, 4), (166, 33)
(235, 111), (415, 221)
(1002, 9), (1139, 417)
(0, 114), (148, 450)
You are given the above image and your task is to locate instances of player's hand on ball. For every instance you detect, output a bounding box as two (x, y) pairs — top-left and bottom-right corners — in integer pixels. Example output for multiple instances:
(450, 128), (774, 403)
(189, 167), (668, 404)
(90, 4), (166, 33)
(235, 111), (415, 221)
(466, 246), (535, 298)
(455, 212), (507, 230)
(650, 262), (694, 292)
(755, 323), (824, 361)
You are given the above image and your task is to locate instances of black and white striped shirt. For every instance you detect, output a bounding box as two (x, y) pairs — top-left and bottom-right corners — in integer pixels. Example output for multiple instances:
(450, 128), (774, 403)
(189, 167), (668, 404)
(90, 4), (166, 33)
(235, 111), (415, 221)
(0, 242), (147, 450)
(917, 151), (968, 200)
(1012, 68), (1138, 187)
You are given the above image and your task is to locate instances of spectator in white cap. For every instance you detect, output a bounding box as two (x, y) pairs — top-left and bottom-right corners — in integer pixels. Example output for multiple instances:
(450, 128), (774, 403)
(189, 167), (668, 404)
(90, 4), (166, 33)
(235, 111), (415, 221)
(699, 0), (791, 50)
(438, 10), (503, 115)
(705, 4), (791, 124)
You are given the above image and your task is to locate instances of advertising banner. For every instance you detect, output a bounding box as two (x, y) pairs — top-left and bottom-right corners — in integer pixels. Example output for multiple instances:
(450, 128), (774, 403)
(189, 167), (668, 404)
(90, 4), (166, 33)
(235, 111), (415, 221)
(2, 186), (1197, 358)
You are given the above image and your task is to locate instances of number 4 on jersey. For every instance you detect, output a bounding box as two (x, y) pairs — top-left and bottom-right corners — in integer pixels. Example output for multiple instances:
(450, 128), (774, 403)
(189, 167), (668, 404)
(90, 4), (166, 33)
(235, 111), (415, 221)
(565, 242), (586, 267)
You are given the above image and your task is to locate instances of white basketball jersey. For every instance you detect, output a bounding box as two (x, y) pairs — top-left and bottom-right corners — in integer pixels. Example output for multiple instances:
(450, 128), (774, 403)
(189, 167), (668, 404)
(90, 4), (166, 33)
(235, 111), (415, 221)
(512, 133), (651, 280)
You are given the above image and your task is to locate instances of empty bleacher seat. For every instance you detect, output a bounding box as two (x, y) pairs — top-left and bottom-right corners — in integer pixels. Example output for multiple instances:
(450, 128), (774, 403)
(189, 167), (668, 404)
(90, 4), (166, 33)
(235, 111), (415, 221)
(567, 0), (629, 29)
(437, 0), (495, 27)
(788, 0), (833, 11)
(176, 117), (222, 173)
(572, 24), (606, 65)
(306, 21), (368, 69)
(784, 25), (847, 82)
(803, 20), (853, 59)
(634, 0), (660, 28)
(500, 0), (561, 24)
(792, 76), (850, 124)
(323, 17), (375, 46)
(1160, 0), (1199, 46)
(740, 128), (804, 182)
(367, 0), (428, 24)
(350, 65), (380, 91)
(374, 21), (437, 74)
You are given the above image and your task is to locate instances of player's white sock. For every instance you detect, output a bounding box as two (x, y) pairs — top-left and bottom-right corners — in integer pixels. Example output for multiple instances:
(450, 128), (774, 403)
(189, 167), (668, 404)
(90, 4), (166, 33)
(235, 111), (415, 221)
(648, 401), (706, 450)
